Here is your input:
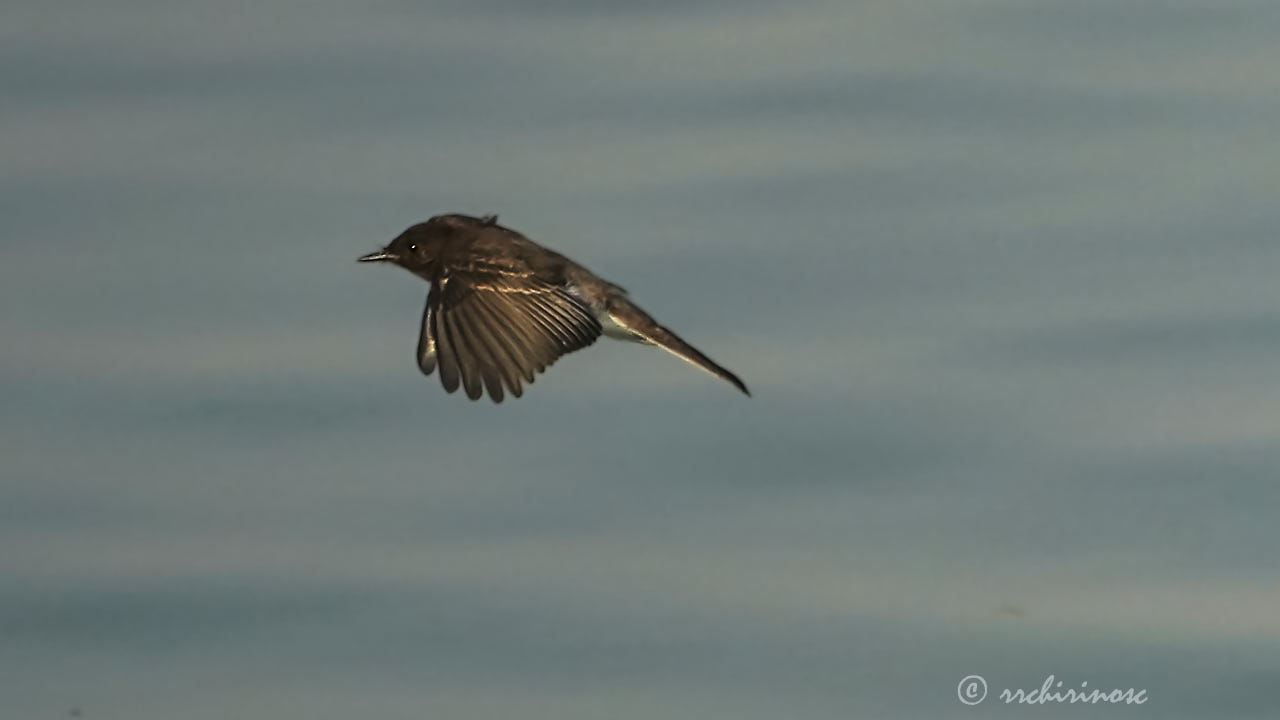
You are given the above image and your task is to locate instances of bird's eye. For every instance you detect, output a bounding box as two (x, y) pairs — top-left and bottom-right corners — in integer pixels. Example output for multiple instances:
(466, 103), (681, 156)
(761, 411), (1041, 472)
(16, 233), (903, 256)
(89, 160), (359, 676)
(407, 243), (418, 252)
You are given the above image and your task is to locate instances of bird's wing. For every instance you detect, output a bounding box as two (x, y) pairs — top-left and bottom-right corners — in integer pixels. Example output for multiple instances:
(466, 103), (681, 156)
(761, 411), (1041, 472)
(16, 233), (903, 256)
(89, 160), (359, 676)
(417, 269), (602, 402)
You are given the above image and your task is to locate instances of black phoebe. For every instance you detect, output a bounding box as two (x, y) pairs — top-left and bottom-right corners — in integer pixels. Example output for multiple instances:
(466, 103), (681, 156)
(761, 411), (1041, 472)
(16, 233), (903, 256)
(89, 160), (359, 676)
(359, 214), (749, 402)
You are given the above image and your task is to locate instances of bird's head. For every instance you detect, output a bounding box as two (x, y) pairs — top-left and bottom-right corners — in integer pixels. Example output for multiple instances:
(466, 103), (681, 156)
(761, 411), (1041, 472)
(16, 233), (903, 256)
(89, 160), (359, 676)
(359, 214), (501, 276)
(357, 219), (447, 276)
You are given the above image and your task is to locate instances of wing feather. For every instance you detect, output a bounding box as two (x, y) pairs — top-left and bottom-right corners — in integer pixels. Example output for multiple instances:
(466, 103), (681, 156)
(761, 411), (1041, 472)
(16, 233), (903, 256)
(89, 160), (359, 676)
(429, 285), (462, 393)
(416, 295), (437, 375)
(414, 271), (602, 401)
(453, 299), (514, 402)
(472, 292), (543, 382)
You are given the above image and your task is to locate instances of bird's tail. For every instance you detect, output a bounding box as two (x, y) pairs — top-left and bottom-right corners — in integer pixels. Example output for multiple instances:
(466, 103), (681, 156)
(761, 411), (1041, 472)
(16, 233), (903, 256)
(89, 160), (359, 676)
(606, 300), (750, 396)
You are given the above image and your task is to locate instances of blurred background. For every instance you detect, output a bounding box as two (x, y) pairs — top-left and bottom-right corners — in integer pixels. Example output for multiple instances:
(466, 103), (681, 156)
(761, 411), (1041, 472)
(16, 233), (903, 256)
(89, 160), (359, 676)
(4, 1), (1279, 717)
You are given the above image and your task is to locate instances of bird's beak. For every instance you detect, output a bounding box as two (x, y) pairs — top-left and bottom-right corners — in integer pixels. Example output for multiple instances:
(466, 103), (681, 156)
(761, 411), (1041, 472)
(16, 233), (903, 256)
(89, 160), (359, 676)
(357, 250), (395, 263)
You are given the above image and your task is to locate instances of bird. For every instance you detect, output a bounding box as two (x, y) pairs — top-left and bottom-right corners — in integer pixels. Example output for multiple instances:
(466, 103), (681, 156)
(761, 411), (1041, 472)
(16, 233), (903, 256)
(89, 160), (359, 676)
(358, 213), (749, 403)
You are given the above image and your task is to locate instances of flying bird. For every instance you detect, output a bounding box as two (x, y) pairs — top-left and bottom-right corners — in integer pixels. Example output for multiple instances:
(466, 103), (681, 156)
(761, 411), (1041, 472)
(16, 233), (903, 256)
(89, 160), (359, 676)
(358, 214), (749, 402)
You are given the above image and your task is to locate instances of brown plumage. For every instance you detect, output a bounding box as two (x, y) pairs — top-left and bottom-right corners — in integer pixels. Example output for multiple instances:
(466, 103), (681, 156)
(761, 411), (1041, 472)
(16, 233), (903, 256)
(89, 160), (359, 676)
(359, 213), (749, 402)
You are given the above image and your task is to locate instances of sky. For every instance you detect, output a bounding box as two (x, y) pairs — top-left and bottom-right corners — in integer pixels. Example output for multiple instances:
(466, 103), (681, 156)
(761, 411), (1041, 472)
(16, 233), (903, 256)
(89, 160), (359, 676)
(3, 1), (1280, 718)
